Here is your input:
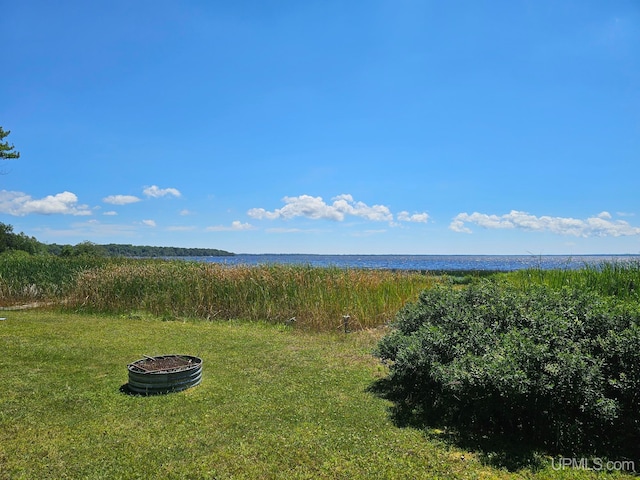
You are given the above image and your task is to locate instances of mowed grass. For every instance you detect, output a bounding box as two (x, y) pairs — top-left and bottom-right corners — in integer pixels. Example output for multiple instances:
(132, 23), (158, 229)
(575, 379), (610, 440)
(1, 311), (633, 479)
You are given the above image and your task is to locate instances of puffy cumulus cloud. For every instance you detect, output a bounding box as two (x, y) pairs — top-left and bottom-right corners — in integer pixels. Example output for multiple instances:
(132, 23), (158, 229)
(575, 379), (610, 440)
(397, 211), (430, 223)
(142, 219), (157, 227)
(206, 221), (254, 232)
(332, 194), (394, 222)
(248, 194), (396, 222)
(0, 190), (91, 216)
(103, 186), (181, 205)
(450, 210), (640, 237)
(143, 185), (181, 198)
(103, 195), (141, 205)
(248, 195), (341, 221)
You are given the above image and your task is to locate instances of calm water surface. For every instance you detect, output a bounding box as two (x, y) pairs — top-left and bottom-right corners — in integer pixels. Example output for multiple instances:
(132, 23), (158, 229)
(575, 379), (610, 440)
(188, 254), (640, 271)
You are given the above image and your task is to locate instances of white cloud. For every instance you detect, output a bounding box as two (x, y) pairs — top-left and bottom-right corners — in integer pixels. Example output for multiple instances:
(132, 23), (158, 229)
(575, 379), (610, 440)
(103, 211), (118, 216)
(206, 221), (254, 232)
(103, 195), (141, 205)
(332, 194), (394, 221)
(179, 209), (193, 216)
(0, 190), (91, 216)
(450, 210), (640, 237)
(103, 186), (181, 205)
(397, 211), (430, 223)
(143, 185), (181, 198)
(142, 219), (157, 227)
(248, 194), (394, 222)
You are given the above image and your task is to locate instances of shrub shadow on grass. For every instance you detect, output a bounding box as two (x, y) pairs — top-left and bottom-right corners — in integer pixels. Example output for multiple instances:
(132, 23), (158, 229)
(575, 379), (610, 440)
(367, 377), (640, 472)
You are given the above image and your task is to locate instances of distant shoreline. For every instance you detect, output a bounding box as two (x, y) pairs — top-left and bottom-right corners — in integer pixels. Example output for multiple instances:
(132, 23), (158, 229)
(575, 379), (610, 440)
(44, 243), (236, 258)
(188, 253), (640, 272)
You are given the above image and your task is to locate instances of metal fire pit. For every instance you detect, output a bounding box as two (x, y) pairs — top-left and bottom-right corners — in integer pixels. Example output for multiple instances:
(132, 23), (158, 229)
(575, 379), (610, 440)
(127, 354), (202, 395)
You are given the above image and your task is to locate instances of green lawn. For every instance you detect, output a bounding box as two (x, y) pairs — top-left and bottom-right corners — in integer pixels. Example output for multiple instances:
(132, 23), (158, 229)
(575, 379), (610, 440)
(0, 311), (634, 479)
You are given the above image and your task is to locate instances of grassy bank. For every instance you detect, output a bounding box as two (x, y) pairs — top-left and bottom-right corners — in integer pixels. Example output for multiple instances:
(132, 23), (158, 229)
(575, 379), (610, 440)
(2, 254), (640, 328)
(0, 254), (436, 331)
(502, 261), (640, 301)
(1, 310), (633, 479)
(1, 254), (639, 331)
(1, 258), (639, 476)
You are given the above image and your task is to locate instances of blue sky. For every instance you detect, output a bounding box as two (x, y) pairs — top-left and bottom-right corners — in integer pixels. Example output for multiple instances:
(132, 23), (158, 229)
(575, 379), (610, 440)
(2, 1), (639, 254)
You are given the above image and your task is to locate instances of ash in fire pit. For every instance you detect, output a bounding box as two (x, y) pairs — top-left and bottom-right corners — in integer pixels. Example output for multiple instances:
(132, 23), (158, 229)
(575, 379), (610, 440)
(126, 354), (203, 395)
(131, 355), (196, 373)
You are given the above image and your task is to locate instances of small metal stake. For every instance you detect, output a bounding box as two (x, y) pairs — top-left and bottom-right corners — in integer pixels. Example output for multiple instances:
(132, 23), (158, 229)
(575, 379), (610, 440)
(342, 314), (350, 334)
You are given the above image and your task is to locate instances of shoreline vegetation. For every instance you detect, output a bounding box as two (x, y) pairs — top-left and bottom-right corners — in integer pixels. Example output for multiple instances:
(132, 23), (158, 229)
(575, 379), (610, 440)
(0, 252), (638, 329)
(0, 254), (436, 329)
(1, 248), (639, 477)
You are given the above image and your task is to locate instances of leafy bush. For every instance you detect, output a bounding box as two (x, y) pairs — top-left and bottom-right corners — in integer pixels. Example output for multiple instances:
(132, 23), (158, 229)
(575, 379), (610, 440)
(375, 280), (640, 457)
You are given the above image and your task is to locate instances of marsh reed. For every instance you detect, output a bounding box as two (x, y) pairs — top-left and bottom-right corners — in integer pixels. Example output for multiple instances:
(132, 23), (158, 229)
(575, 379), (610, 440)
(0, 252), (114, 305)
(502, 260), (640, 300)
(67, 260), (435, 330)
(5, 253), (636, 331)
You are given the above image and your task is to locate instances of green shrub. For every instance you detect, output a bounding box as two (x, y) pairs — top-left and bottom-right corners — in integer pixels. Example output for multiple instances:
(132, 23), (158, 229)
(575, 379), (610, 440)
(375, 280), (640, 457)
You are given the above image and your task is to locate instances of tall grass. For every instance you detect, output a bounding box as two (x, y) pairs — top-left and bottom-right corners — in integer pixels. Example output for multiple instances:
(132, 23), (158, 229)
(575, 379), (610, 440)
(67, 261), (435, 330)
(0, 252), (114, 305)
(503, 260), (640, 300)
(6, 254), (638, 331)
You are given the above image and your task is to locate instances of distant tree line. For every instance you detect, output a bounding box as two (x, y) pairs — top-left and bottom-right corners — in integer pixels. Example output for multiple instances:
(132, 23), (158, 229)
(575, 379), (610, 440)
(0, 223), (44, 254)
(0, 222), (234, 258)
(46, 242), (234, 258)
(93, 243), (234, 258)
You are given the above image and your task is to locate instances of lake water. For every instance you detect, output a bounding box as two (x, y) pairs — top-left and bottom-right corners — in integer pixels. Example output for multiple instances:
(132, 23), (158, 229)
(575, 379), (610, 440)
(187, 254), (640, 272)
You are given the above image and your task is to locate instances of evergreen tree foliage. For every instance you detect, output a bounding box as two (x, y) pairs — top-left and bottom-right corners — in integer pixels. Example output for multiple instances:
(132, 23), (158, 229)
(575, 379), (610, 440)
(0, 127), (20, 161)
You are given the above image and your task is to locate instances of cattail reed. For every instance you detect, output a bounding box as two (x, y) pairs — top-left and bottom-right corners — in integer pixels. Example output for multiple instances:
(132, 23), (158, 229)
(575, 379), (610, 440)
(2, 254), (638, 330)
(67, 260), (435, 330)
(503, 260), (640, 300)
